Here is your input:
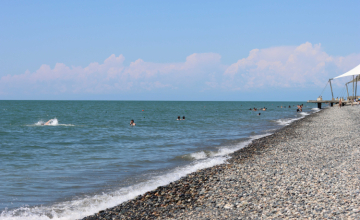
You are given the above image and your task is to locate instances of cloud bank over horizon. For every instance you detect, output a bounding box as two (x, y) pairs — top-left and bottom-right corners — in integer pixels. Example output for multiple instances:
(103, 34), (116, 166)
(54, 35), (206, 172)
(1, 42), (359, 100)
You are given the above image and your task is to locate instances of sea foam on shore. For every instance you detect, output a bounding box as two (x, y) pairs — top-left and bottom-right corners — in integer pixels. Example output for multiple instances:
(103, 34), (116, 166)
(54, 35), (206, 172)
(0, 133), (272, 220)
(1, 103), (320, 220)
(82, 106), (360, 219)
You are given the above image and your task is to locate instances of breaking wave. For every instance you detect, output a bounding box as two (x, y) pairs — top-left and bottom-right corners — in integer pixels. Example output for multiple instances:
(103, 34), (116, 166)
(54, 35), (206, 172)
(189, 133), (271, 160)
(274, 118), (300, 126)
(299, 112), (310, 116)
(0, 133), (270, 220)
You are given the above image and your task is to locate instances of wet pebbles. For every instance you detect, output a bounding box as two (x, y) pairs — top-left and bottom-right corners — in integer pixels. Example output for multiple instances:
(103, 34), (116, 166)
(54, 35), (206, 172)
(82, 106), (360, 219)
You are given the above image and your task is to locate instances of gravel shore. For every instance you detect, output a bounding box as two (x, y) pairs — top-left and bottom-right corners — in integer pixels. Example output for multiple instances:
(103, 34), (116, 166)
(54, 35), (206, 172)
(82, 106), (360, 219)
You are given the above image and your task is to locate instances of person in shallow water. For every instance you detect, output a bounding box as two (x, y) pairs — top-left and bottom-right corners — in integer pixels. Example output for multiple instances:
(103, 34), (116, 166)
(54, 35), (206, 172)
(130, 119), (136, 126)
(297, 105), (302, 112)
(177, 116), (181, 120)
(182, 116), (185, 120)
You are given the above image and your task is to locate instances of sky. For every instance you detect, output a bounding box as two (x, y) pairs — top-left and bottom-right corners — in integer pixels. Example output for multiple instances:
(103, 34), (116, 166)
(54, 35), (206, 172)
(0, 0), (359, 101)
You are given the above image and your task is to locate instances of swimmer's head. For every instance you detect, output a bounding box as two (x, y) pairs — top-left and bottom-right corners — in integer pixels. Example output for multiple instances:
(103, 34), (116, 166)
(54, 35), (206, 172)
(183, 116), (185, 119)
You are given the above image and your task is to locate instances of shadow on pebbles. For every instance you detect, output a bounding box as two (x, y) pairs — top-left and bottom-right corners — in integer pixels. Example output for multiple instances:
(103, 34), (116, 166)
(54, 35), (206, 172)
(82, 106), (360, 219)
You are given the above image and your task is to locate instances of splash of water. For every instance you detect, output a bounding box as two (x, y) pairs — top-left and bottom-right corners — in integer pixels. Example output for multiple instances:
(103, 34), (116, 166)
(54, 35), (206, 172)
(34, 119), (73, 126)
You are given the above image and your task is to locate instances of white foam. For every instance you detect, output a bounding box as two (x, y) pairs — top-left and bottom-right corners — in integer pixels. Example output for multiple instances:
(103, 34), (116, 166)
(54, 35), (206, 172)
(299, 112), (310, 116)
(35, 121), (44, 126)
(47, 118), (58, 126)
(0, 156), (227, 220)
(0, 133), (272, 220)
(34, 119), (74, 127)
(311, 108), (321, 112)
(275, 110), (315, 126)
(212, 133), (271, 157)
(189, 151), (207, 159)
(190, 134), (272, 160)
(275, 118), (299, 126)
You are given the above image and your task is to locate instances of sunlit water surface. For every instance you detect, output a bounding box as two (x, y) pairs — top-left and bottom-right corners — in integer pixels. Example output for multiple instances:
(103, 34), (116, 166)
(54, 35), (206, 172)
(0, 101), (319, 219)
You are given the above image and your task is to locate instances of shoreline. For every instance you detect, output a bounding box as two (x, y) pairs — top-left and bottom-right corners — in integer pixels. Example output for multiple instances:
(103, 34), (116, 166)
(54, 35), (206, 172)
(81, 107), (342, 219)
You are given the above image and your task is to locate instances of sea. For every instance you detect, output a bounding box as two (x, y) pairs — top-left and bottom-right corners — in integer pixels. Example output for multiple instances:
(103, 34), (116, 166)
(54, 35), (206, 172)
(0, 101), (320, 220)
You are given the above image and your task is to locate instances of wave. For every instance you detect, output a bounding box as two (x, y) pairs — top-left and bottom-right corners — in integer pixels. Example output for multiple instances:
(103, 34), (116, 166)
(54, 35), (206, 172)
(0, 157), (227, 220)
(311, 108), (321, 112)
(189, 151), (208, 159)
(189, 133), (271, 160)
(275, 108), (315, 126)
(299, 112), (310, 116)
(274, 118), (300, 126)
(0, 133), (271, 220)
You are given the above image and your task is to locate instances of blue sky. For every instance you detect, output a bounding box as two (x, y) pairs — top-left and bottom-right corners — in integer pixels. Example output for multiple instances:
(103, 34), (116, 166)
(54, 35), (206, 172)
(0, 0), (359, 100)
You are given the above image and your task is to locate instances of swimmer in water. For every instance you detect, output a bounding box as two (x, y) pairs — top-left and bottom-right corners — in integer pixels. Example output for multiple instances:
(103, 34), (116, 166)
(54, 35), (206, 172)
(182, 116), (185, 120)
(258, 113), (261, 115)
(41, 119), (54, 125)
(130, 119), (136, 126)
(177, 116), (181, 120)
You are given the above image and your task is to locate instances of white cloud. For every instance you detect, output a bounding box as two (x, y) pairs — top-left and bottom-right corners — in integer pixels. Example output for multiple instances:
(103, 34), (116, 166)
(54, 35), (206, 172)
(0, 42), (359, 98)
(223, 42), (360, 90)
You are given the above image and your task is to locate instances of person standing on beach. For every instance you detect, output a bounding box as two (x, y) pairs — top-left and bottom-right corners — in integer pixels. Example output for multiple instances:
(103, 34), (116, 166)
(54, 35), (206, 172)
(339, 99), (342, 108)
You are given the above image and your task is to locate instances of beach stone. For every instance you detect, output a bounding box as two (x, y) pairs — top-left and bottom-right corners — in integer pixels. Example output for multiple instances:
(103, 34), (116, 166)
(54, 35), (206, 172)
(223, 204), (234, 209)
(82, 106), (360, 220)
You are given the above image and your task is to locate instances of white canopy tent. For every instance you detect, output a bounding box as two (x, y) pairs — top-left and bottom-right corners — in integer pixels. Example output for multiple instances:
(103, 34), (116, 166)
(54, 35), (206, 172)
(333, 64), (360, 79)
(321, 64), (360, 101)
(331, 64), (360, 101)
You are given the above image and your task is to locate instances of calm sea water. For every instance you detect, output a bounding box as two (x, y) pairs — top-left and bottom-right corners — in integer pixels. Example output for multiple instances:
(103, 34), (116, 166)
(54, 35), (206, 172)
(0, 101), (319, 219)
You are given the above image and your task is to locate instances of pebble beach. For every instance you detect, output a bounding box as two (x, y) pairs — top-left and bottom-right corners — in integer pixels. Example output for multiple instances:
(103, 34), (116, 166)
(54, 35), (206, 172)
(82, 106), (360, 219)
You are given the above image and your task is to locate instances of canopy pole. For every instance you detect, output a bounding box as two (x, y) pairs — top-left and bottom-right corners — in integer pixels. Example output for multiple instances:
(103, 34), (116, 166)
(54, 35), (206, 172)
(356, 75), (358, 101)
(353, 76), (355, 98)
(346, 83), (349, 100)
(329, 79), (334, 100)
